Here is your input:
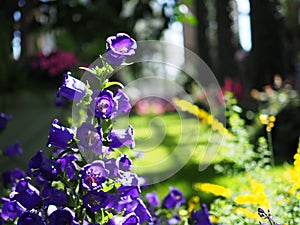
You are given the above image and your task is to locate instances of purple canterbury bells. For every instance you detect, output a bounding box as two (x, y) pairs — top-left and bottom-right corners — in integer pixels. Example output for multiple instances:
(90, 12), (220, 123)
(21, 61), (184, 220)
(57, 72), (86, 102)
(191, 204), (213, 225)
(81, 160), (108, 190)
(17, 212), (45, 225)
(42, 187), (68, 207)
(2, 168), (25, 185)
(49, 208), (79, 225)
(47, 119), (74, 148)
(1, 198), (25, 221)
(108, 212), (139, 225)
(83, 190), (111, 212)
(76, 122), (102, 150)
(28, 150), (60, 182)
(105, 33), (137, 66)
(90, 89), (131, 119)
(109, 125), (135, 149)
(90, 90), (114, 119)
(5, 141), (23, 156)
(146, 191), (160, 209)
(10, 177), (40, 210)
(56, 153), (78, 179)
(162, 187), (185, 209)
(118, 197), (152, 224)
(112, 89), (131, 118)
(0, 112), (12, 132)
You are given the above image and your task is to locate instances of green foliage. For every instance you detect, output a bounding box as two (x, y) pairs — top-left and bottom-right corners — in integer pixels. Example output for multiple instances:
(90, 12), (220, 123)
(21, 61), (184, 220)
(214, 92), (272, 175)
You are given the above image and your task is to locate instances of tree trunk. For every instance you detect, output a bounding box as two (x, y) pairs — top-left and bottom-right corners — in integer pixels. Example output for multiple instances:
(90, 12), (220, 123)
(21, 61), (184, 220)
(248, 0), (287, 89)
(215, 0), (238, 84)
(195, 0), (212, 67)
(20, 0), (35, 59)
(0, 0), (18, 91)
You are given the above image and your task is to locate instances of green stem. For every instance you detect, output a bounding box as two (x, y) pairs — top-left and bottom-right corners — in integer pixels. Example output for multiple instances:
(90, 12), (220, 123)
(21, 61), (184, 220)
(267, 131), (275, 167)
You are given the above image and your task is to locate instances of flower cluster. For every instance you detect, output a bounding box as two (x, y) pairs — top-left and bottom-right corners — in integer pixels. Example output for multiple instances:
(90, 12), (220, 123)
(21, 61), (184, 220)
(3, 32), (294, 225)
(31, 50), (79, 77)
(259, 114), (276, 132)
(0, 33), (150, 225)
(173, 98), (232, 139)
(144, 188), (213, 225)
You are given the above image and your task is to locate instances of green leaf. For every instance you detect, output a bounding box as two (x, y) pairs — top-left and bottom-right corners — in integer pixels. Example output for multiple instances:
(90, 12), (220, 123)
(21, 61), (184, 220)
(103, 81), (124, 89)
(101, 119), (113, 138)
(79, 66), (97, 75)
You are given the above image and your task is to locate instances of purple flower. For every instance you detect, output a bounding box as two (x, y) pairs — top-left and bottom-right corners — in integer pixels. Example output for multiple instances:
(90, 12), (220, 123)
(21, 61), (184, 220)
(108, 212), (139, 225)
(56, 72), (86, 102)
(117, 185), (140, 199)
(57, 153), (78, 179)
(90, 90), (114, 119)
(104, 158), (118, 178)
(146, 191), (160, 208)
(55, 95), (68, 107)
(42, 187), (67, 207)
(111, 89), (131, 119)
(191, 204), (213, 225)
(122, 198), (152, 223)
(81, 160), (108, 190)
(1, 198), (25, 221)
(162, 187), (185, 209)
(109, 125), (135, 149)
(47, 119), (74, 148)
(28, 150), (60, 182)
(105, 33), (137, 66)
(10, 177), (40, 209)
(5, 141), (23, 156)
(0, 112), (12, 132)
(83, 220), (100, 225)
(258, 208), (281, 225)
(2, 168), (25, 185)
(167, 215), (181, 225)
(118, 172), (140, 187)
(76, 122), (102, 151)
(90, 89), (131, 120)
(17, 212), (45, 225)
(94, 145), (114, 156)
(49, 208), (79, 225)
(83, 190), (110, 212)
(116, 155), (132, 172)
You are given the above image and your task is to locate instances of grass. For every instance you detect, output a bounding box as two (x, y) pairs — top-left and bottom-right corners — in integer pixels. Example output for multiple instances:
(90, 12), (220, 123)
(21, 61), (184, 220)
(0, 91), (292, 205)
(120, 113), (290, 205)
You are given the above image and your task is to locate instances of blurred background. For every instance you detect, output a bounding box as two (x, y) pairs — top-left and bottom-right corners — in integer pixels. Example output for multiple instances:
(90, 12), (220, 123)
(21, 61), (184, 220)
(0, 0), (299, 190)
(1, 0), (300, 90)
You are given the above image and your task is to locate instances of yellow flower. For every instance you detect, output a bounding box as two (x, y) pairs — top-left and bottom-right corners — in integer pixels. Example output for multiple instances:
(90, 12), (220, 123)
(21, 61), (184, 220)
(235, 195), (257, 205)
(259, 114), (268, 125)
(269, 115), (276, 122)
(173, 98), (231, 138)
(285, 139), (300, 194)
(194, 183), (231, 198)
(188, 196), (200, 213)
(259, 114), (276, 132)
(210, 215), (219, 223)
(234, 180), (270, 209)
(234, 207), (260, 220)
(179, 209), (188, 217)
